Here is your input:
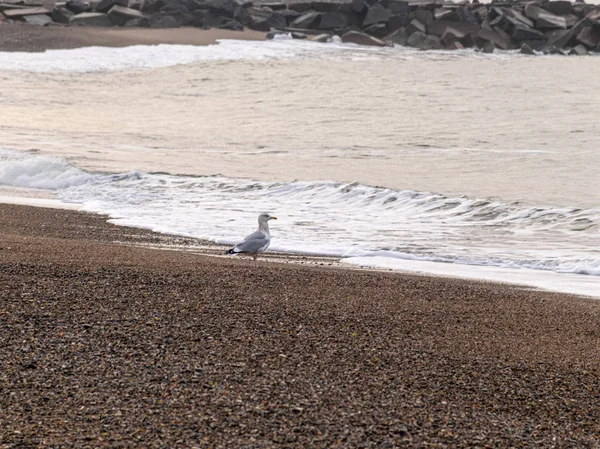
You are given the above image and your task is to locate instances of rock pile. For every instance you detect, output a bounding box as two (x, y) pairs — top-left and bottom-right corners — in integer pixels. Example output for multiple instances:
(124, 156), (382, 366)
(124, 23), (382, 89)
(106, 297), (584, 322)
(1, 0), (599, 55)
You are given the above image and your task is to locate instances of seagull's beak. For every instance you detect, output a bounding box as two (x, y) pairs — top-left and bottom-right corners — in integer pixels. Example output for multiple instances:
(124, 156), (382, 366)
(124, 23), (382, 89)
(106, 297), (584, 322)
(270, 216), (278, 220)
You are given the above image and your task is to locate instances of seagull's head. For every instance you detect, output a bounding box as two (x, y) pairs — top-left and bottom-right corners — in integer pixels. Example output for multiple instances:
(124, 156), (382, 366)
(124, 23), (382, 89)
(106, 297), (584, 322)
(258, 213), (277, 224)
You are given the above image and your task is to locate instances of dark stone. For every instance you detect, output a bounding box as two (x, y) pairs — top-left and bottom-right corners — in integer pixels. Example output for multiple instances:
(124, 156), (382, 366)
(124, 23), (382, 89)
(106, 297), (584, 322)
(290, 10), (321, 29)
(569, 44), (588, 55)
(363, 5), (391, 26)
(547, 18), (589, 48)
(519, 42), (535, 54)
(280, 9), (302, 25)
(2, 7), (51, 19)
(219, 17), (242, 30)
(512, 24), (546, 42)
(51, 6), (74, 23)
(405, 18), (425, 35)
(288, 1), (313, 13)
(149, 12), (180, 27)
(577, 26), (600, 48)
(363, 22), (387, 37)
(457, 6), (478, 25)
(69, 11), (112, 25)
(542, 1), (572, 16)
(440, 27), (461, 46)
(65, 0), (90, 14)
(472, 5), (487, 21)
(268, 12), (285, 29)
(410, 8), (431, 24)
(477, 22), (510, 49)
(387, 13), (409, 32)
(249, 18), (269, 30)
(203, 0), (240, 18)
(311, 1), (338, 13)
(433, 8), (459, 22)
(524, 5), (566, 29)
(245, 7), (272, 23)
(191, 9), (217, 27)
(482, 41), (495, 53)
(351, 0), (367, 15)
(406, 30), (442, 49)
(427, 20), (478, 37)
(160, 4), (192, 25)
(389, 1), (408, 15)
(572, 3), (595, 19)
(319, 11), (349, 29)
(124, 16), (148, 25)
(95, 0), (127, 13)
(341, 29), (386, 45)
(384, 27), (407, 45)
(335, 4), (362, 27)
(108, 5), (146, 25)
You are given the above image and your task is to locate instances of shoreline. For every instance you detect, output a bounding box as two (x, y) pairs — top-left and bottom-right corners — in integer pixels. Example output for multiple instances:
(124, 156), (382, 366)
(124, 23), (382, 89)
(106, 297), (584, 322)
(1, 202), (600, 446)
(2, 191), (597, 299)
(0, 24), (266, 52)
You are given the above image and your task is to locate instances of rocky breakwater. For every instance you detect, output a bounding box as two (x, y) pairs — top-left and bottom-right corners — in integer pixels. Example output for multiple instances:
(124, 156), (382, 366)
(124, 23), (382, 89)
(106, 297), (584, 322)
(1, 0), (599, 55)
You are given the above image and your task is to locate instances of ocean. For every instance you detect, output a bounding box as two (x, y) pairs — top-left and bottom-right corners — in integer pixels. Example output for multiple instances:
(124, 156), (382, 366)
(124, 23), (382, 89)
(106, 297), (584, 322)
(0, 37), (599, 297)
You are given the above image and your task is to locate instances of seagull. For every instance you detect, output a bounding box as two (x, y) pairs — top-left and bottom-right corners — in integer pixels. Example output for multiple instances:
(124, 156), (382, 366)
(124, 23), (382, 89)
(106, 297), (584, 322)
(226, 213), (278, 260)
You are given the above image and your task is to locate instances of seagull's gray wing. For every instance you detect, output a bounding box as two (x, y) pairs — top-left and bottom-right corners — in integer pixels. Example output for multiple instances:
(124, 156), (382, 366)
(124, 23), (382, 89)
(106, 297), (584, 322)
(232, 230), (270, 254)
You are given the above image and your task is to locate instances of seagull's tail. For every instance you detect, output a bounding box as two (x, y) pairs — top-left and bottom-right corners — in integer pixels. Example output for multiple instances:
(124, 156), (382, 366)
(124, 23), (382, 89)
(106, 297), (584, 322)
(225, 248), (235, 255)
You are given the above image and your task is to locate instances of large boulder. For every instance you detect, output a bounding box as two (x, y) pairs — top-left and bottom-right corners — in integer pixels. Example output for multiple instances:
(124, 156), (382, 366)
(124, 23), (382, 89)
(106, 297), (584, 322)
(569, 44), (588, 55)
(511, 24), (546, 43)
(577, 26), (600, 49)
(524, 5), (566, 30)
(51, 6), (74, 23)
(107, 4), (146, 25)
(148, 11), (180, 27)
(69, 11), (112, 25)
(290, 10), (321, 29)
(311, 1), (338, 14)
(95, 0), (127, 13)
(384, 27), (407, 45)
(547, 18), (589, 49)
(477, 21), (511, 49)
(2, 7), (51, 19)
(319, 11), (350, 30)
(341, 30), (386, 46)
(542, 1), (572, 16)
(519, 43), (535, 54)
(387, 13), (410, 33)
(65, 0), (90, 14)
(406, 30), (442, 49)
(427, 19), (478, 37)
(405, 18), (426, 35)
(202, 0), (241, 18)
(287, 1), (313, 13)
(389, 1), (408, 16)
(363, 22), (388, 37)
(362, 5), (391, 27)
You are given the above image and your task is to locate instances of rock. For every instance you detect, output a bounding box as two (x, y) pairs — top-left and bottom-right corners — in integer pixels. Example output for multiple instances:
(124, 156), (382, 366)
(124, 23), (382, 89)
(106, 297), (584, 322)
(124, 16), (148, 25)
(219, 18), (242, 30)
(69, 11), (112, 25)
(65, 0), (90, 13)
(405, 18), (426, 35)
(547, 18), (588, 49)
(406, 30), (442, 49)
(512, 24), (546, 42)
(160, 4), (192, 25)
(341, 30), (385, 46)
(291, 31), (307, 39)
(519, 42), (535, 54)
(319, 11), (349, 29)
(191, 9), (217, 28)
(290, 10), (320, 29)
(427, 19), (478, 37)
(542, 45), (564, 55)
(569, 44), (588, 55)
(482, 41), (495, 53)
(363, 5), (391, 26)
(51, 6), (73, 23)
(279, 9), (301, 25)
(95, 0), (127, 13)
(108, 5), (146, 25)
(542, 1), (572, 16)
(148, 12), (180, 27)
(22, 13), (52, 24)
(387, 13), (409, 32)
(389, 1), (408, 16)
(245, 6), (271, 22)
(203, 0), (241, 18)
(2, 7), (50, 18)
(524, 5), (566, 30)
(267, 12), (285, 29)
(440, 27), (461, 46)
(311, 32), (330, 42)
(577, 26), (600, 49)
(384, 26), (407, 45)
(249, 18), (269, 30)
(446, 41), (464, 50)
(311, 1), (338, 14)
(287, 1), (313, 13)
(572, 3), (595, 19)
(410, 9), (431, 25)
(351, 0), (367, 15)
(363, 22), (387, 37)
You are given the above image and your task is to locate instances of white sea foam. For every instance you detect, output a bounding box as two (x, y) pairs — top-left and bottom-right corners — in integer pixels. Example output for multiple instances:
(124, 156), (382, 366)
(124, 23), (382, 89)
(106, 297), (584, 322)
(0, 148), (599, 298)
(0, 38), (511, 73)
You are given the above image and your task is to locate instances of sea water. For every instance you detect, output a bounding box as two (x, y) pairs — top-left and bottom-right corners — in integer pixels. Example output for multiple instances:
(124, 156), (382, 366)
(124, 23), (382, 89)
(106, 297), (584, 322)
(0, 38), (598, 297)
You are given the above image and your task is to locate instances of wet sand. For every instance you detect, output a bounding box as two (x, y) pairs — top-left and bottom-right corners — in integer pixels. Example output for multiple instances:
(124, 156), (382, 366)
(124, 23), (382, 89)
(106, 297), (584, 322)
(1, 203), (600, 447)
(0, 24), (266, 52)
